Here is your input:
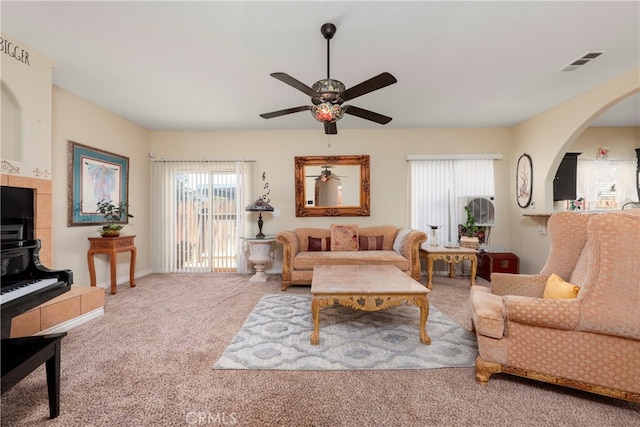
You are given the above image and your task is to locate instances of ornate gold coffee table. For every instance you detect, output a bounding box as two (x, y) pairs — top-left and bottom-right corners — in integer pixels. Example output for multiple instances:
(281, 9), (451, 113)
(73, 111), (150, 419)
(310, 265), (431, 345)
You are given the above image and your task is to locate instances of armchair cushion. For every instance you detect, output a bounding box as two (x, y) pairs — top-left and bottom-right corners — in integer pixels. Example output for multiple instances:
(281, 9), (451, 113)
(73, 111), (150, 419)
(490, 273), (547, 297)
(330, 224), (359, 251)
(543, 274), (580, 299)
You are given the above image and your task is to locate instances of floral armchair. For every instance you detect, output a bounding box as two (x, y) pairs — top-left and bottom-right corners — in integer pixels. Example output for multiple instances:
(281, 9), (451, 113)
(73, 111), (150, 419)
(470, 210), (640, 402)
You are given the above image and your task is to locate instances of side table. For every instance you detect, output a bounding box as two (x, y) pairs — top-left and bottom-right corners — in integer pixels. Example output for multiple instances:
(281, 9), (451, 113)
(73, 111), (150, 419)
(87, 235), (137, 295)
(420, 245), (477, 289)
(240, 236), (275, 283)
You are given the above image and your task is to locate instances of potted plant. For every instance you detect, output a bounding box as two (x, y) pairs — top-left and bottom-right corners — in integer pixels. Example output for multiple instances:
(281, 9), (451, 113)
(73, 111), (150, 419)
(96, 199), (133, 237)
(460, 206), (480, 249)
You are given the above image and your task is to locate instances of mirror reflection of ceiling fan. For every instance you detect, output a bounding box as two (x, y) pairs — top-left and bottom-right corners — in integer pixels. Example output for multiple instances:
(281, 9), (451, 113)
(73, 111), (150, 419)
(306, 166), (346, 182)
(260, 23), (397, 135)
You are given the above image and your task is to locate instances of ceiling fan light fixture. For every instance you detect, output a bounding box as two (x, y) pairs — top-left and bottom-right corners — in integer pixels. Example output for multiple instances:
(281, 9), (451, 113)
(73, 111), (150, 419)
(312, 102), (344, 123)
(260, 23), (396, 134)
(312, 79), (345, 94)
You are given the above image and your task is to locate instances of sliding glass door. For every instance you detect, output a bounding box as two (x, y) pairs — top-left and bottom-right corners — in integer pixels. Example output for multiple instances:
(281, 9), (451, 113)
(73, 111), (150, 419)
(151, 161), (252, 273)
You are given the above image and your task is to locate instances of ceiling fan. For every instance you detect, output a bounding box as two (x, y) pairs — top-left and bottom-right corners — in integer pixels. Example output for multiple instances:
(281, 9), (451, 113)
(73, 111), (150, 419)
(306, 166), (345, 182)
(260, 23), (397, 135)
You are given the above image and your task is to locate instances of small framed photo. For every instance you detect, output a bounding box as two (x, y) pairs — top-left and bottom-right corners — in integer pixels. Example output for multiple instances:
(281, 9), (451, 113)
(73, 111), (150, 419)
(67, 141), (129, 226)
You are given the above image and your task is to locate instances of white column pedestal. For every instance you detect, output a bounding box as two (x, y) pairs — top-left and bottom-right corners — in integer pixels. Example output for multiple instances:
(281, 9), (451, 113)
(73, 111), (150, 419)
(241, 237), (275, 283)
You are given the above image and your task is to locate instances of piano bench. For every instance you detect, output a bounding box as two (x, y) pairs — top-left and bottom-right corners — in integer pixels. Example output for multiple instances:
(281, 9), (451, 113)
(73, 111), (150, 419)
(1, 332), (67, 419)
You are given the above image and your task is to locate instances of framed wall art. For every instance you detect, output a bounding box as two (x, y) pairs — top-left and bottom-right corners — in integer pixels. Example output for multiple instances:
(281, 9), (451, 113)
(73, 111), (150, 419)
(67, 141), (129, 226)
(516, 153), (533, 208)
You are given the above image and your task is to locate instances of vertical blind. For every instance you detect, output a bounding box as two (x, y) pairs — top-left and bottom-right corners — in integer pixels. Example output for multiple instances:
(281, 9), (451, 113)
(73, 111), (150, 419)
(576, 159), (637, 210)
(409, 159), (495, 245)
(150, 160), (253, 273)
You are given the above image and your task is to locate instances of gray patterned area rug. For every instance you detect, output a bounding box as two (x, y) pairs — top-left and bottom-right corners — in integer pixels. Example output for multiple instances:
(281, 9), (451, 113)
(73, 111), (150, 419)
(213, 294), (478, 370)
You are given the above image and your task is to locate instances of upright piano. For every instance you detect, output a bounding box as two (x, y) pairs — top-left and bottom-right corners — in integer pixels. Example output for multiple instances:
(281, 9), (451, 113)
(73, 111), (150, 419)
(1, 239), (72, 338)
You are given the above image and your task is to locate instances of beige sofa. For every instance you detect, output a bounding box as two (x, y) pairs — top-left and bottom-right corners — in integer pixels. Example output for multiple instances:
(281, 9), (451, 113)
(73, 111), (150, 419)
(470, 210), (640, 402)
(275, 225), (427, 291)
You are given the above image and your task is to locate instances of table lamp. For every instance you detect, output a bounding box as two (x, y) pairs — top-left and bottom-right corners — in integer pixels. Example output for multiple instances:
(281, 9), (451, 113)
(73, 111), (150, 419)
(245, 198), (274, 238)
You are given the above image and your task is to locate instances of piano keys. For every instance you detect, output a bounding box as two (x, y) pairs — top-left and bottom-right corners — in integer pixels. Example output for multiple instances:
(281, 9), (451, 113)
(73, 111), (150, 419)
(1, 278), (60, 305)
(1, 239), (72, 339)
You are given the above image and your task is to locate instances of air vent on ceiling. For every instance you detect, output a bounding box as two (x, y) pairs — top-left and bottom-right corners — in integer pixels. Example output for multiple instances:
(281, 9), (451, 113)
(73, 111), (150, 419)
(557, 51), (606, 72)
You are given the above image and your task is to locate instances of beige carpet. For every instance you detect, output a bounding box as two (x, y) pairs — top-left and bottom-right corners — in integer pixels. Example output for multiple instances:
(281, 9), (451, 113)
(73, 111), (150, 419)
(1, 273), (638, 426)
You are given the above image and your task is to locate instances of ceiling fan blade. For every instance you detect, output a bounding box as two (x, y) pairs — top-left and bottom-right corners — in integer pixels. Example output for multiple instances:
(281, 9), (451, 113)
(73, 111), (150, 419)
(270, 73), (317, 97)
(344, 105), (392, 124)
(324, 122), (337, 135)
(260, 105), (312, 119)
(341, 72), (397, 101)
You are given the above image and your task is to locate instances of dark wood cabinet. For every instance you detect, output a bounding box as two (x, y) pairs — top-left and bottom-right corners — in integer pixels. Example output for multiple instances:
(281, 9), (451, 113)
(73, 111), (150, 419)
(553, 152), (581, 201)
(477, 252), (519, 282)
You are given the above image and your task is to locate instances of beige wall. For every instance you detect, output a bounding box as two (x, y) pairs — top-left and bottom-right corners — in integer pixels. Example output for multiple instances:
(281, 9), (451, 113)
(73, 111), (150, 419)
(568, 127), (639, 161)
(4, 30), (638, 279)
(510, 68), (640, 273)
(150, 128), (513, 270)
(1, 33), (55, 177)
(51, 87), (152, 286)
(1, 35), (57, 263)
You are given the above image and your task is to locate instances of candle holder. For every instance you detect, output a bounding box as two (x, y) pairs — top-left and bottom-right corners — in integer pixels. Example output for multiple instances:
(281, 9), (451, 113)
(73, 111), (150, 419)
(428, 225), (441, 247)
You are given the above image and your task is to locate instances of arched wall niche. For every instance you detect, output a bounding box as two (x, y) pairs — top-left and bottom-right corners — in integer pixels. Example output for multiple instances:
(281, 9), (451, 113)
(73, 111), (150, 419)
(1, 82), (24, 162)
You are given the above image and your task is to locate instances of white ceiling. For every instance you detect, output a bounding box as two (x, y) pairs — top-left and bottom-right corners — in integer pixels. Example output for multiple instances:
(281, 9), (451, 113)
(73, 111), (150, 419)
(2, 1), (639, 132)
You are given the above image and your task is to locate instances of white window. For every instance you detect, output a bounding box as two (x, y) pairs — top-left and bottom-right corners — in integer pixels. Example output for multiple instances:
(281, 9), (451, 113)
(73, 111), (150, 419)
(576, 159), (638, 210)
(409, 157), (495, 246)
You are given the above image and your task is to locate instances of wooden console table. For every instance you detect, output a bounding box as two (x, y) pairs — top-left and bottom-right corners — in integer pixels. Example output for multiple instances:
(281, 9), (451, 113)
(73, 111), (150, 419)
(87, 235), (137, 295)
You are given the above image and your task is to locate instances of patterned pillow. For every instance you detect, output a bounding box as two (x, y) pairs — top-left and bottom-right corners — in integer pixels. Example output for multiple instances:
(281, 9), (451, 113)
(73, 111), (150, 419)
(330, 224), (359, 251)
(393, 228), (413, 253)
(308, 236), (331, 252)
(358, 235), (384, 251)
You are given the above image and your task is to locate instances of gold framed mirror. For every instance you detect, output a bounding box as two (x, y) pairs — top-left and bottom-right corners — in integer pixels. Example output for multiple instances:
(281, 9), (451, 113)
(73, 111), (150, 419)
(295, 155), (370, 217)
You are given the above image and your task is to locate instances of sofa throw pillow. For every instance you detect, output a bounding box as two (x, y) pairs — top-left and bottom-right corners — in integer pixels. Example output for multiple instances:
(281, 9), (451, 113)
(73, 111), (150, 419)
(308, 236), (331, 252)
(392, 228), (413, 253)
(330, 224), (359, 251)
(543, 274), (580, 300)
(358, 235), (384, 251)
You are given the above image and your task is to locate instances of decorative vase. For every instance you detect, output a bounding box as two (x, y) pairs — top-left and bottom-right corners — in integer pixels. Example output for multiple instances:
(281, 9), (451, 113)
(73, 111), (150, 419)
(244, 240), (275, 283)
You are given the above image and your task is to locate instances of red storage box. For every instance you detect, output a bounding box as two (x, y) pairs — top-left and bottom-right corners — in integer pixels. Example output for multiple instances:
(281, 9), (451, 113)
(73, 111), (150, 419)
(477, 252), (519, 281)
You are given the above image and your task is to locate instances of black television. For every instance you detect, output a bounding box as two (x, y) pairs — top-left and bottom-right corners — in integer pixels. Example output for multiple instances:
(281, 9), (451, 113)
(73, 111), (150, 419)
(1, 186), (35, 241)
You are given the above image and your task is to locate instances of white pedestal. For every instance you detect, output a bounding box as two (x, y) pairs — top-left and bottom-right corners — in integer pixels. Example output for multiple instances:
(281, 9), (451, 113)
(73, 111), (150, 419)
(241, 237), (275, 283)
